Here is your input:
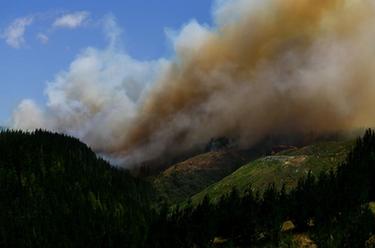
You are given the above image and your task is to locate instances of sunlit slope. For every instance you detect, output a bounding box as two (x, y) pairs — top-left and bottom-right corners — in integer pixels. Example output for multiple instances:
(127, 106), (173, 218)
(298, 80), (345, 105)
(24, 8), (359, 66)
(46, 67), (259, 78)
(192, 140), (354, 204)
(153, 149), (250, 204)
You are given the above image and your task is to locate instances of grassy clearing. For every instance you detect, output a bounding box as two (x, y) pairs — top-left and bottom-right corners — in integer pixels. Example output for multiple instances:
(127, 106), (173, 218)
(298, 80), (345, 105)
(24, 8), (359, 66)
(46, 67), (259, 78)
(191, 140), (354, 204)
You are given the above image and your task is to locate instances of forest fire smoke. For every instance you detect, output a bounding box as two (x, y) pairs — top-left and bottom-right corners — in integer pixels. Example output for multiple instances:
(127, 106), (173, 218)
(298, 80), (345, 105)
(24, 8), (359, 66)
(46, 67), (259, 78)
(12, 0), (375, 166)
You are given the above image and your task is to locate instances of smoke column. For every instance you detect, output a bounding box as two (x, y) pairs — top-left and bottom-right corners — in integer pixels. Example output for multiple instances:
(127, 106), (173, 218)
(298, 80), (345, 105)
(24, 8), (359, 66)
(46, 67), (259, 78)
(12, 0), (375, 166)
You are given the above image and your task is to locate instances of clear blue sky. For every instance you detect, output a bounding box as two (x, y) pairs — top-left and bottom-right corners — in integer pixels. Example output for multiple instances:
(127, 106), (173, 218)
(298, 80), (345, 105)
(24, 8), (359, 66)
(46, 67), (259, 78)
(0, 0), (213, 125)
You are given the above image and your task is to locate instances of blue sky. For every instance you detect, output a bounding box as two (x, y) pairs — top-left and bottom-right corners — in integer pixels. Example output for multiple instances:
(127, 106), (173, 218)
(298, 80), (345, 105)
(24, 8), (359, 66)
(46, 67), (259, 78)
(0, 0), (213, 125)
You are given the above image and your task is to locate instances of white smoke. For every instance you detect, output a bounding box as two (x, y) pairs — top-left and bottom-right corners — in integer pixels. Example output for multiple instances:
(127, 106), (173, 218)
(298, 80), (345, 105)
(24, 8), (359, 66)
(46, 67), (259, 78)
(12, 15), (168, 153)
(11, 0), (375, 167)
(12, 100), (44, 129)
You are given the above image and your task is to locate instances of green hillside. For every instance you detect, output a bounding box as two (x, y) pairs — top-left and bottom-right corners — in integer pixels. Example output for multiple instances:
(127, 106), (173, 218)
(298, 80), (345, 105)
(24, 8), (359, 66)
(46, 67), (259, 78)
(2, 129), (375, 247)
(152, 149), (250, 204)
(0, 130), (154, 247)
(147, 131), (375, 247)
(192, 140), (354, 204)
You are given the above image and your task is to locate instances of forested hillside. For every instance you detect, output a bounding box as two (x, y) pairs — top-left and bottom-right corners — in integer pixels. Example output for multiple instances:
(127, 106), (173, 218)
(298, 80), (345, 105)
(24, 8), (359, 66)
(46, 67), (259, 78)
(0, 130), (154, 247)
(2, 129), (375, 247)
(146, 130), (375, 247)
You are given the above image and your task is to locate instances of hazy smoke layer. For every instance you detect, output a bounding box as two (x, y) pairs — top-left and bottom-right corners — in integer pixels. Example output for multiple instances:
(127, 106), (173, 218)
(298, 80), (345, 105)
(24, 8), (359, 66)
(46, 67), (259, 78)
(12, 0), (375, 166)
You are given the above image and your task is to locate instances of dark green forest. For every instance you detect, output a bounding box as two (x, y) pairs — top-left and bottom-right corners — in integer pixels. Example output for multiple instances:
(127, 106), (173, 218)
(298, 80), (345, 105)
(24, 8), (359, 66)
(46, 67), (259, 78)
(2, 129), (375, 247)
(0, 130), (154, 247)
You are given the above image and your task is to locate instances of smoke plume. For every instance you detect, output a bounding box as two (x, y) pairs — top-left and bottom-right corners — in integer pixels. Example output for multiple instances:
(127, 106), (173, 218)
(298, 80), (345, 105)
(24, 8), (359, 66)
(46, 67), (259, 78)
(12, 0), (375, 166)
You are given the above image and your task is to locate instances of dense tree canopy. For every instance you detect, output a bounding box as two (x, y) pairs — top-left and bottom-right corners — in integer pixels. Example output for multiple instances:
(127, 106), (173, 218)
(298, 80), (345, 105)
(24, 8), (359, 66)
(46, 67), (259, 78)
(2, 129), (375, 247)
(0, 130), (154, 247)
(147, 130), (375, 247)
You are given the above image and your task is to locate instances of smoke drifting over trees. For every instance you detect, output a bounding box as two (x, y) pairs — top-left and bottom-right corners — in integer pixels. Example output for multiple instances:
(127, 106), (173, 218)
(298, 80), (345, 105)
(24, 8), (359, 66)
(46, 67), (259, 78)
(12, 0), (375, 166)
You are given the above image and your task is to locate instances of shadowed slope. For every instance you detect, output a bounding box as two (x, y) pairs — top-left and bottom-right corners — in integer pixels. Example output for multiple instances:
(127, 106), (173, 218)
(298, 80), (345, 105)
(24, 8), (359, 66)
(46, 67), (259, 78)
(153, 149), (251, 204)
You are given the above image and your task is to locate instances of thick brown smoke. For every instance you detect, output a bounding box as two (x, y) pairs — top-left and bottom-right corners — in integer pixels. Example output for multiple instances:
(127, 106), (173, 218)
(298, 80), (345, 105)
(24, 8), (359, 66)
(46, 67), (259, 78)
(12, 0), (375, 166)
(117, 0), (375, 164)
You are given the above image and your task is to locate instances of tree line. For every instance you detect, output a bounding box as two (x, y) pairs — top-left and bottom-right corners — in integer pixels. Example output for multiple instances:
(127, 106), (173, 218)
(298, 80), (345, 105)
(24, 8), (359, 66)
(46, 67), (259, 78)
(0, 130), (155, 247)
(146, 129), (375, 247)
(1, 129), (375, 247)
